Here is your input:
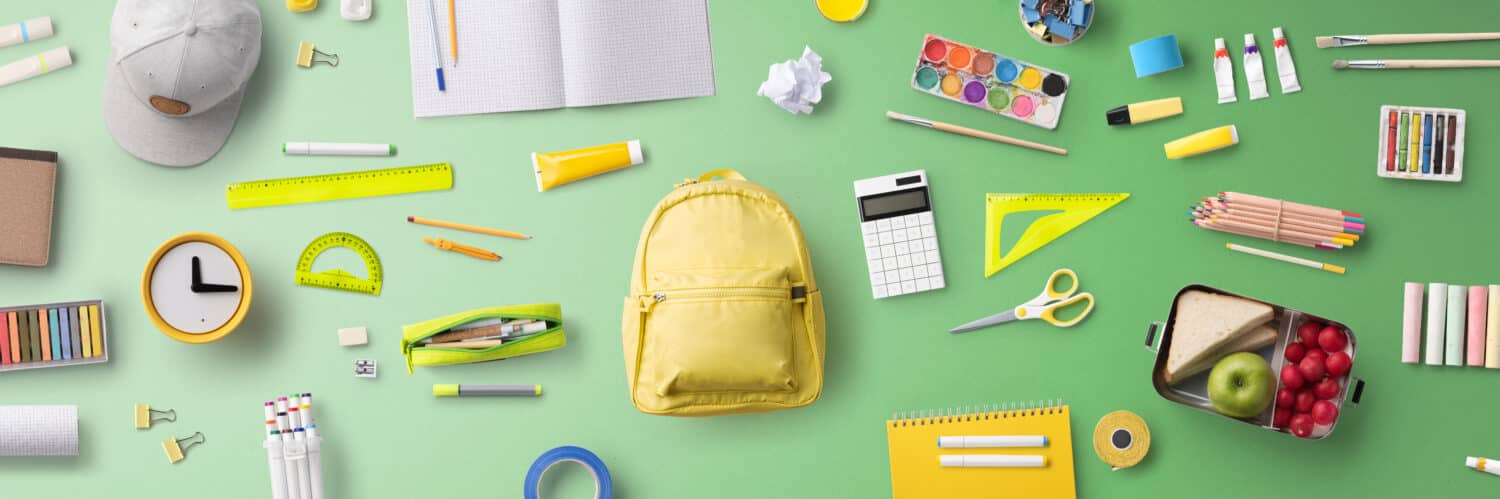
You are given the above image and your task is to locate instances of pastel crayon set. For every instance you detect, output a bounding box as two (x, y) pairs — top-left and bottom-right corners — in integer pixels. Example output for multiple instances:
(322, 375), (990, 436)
(0, 300), (108, 372)
(1377, 105), (1465, 182)
(912, 34), (1071, 130)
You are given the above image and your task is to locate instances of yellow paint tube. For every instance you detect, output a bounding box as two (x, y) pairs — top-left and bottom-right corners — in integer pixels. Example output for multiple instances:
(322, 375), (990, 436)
(532, 140), (644, 192)
(1164, 125), (1238, 159)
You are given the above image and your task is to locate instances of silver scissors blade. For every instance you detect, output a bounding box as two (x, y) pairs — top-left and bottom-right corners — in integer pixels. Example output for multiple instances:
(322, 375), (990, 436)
(949, 310), (1018, 334)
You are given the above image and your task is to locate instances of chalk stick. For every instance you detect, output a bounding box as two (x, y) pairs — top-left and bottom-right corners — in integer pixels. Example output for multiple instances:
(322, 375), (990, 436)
(89, 305), (101, 357)
(1426, 283), (1447, 365)
(1446, 285), (1466, 366)
(1403, 282), (1423, 364)
(1469, 286), (1488, 366)
(1488, 285), (1500, 369)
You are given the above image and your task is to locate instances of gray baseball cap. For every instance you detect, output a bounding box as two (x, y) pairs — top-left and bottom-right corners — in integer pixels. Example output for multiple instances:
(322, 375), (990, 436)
(103, 0), (261, 167)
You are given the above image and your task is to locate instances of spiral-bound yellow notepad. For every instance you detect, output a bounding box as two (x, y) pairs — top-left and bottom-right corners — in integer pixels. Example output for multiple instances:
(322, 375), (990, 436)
(886, 403), (1076, 499)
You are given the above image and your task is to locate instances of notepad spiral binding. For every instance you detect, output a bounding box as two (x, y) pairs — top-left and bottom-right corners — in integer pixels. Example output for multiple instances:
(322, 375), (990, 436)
(890, 399), (1065, 427)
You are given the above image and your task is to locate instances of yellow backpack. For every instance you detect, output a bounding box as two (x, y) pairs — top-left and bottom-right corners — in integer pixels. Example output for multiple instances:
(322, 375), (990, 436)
(623, 170), (826, 416)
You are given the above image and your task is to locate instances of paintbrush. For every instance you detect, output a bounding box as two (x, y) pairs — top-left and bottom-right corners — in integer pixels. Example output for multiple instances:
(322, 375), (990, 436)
(885, 111), (1067, 155)
(1316, 32), (1500, 48)
(1333, 59), (1500, 70)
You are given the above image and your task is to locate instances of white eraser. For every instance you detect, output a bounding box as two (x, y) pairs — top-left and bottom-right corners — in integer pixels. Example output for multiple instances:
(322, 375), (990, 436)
(337, 327), (368, 346)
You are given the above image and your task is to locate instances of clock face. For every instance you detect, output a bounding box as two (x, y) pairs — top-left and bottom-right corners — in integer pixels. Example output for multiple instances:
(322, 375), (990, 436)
(149, 241), (245, 334)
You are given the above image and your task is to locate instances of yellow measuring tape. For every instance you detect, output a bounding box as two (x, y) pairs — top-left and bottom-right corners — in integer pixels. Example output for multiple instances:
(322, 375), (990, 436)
(225, 163), (453, 210)
(295, 232), (382, 295)
(985, 193), (1129, 277)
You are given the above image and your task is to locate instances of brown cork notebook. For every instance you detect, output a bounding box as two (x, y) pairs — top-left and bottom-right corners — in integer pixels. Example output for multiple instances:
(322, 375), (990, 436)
(0, 147), (58, 267)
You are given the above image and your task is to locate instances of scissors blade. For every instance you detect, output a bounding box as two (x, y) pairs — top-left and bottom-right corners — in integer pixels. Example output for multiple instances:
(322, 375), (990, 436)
(949, 310), (1019, 334)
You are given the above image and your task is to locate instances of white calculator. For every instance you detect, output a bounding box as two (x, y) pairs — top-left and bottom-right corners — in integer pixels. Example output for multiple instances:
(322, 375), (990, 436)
(854, 170), (945, 299)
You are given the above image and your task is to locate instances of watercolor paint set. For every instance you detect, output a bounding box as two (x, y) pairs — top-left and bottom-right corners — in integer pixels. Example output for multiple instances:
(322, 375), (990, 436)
(912, 34), (1071, 130)
(0, 299), (108, 373)
(1377, 105), (1465, 182)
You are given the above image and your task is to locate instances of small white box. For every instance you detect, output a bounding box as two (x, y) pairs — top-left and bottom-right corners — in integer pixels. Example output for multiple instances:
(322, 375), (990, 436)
(337, 327), (368, 346)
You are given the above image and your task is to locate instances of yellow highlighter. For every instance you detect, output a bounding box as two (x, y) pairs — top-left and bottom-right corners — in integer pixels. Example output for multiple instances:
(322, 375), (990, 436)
(1165, 125), (1239, 159)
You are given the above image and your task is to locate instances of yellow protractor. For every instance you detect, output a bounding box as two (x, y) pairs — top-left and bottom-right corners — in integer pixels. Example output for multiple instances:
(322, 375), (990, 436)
(295, 232), (382, 296)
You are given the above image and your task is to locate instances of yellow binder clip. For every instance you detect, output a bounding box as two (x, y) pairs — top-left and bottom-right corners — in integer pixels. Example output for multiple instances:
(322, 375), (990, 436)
(133, 403), (176, 429)
(163, 432), (205, 464)
(296, 41), (340, 68)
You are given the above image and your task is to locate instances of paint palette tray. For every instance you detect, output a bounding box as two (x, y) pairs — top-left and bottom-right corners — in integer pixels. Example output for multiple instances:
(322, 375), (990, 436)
(1377, 105), (1465, 182)
(912, 34), (1070, 130)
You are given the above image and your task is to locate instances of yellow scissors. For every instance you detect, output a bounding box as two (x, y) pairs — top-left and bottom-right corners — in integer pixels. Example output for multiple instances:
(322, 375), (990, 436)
(949, 269), (1095, 334)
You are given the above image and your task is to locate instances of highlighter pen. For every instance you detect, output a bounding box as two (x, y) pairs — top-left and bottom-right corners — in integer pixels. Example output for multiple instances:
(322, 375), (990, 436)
(1447, 115), (1459, 174)
(433, 384), (541, 397)
(1468, 457), (1500, 477)
(1421, 114), (1433, 173)
(1434, 116), (1445, 174)
(1105, 97), (1183, 126)
(1409, 111), (1420, 173)
(1385, 111), (1397, 171)
(1396, 112), (1408, 171)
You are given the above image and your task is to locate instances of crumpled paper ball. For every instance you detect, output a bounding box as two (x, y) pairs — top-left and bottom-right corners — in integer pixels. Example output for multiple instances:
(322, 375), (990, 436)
(756, 46), (832, 114)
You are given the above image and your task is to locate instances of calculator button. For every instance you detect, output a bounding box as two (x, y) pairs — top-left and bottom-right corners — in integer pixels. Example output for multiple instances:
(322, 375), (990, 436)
(868, 258), (883, 272)
(927, 263), (943, 276)
(926, 250), (940, 263)
(918, 212), (934, 224)
(895, 244), (909, 256)
(881, 245), (896, 258)
(863, 233), (880, 248)
(883, 257), (898, 270)
(909, 241), (925, 254)
(914, 265), (929, 278)
(921, 224), (936, 238)
(906, 227), (922, 241)
(890, 217), (906, 229)
(911, 252), (927, 265)
(901, 281), (917, 294)
(897, 255), (912, 268)
(892, 230), (908, 243)
(923, 237), (939, 251)
(903, 214), (921, 227)
(876, 219), (891, 231)
(871, 271), (886, 285)
(916, 278), (931, 291)
(873, 286), (888, 299)
(887, 283), (903, 296)
(929, 275), (945, 289)
(899, 268), (915, 281)
(878, 232), (894, 245)
(862, 221), (878, 235)
(885, 270), (900, 284)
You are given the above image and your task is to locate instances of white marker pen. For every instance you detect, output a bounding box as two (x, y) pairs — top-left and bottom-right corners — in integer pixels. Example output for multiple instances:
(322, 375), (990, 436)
(1214, 38), (1236, 104)
(1468, 457), (1500, 477)
(938, 435), (1048, 448)
(0, 17), (53, 49)
(0, 46), (71, 88)
(939, 454), (1047, 467)
(284, 142), (393, 156)
(1272, 27), (1301, 94)
(1243, 34), (1269, 100)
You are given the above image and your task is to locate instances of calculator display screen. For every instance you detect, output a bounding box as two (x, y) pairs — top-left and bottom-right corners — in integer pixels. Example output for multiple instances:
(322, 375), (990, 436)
(860, 188), (929, 221)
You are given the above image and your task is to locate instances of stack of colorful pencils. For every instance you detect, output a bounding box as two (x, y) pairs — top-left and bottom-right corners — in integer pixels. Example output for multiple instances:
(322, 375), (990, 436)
(1190, 192), (1365, 250)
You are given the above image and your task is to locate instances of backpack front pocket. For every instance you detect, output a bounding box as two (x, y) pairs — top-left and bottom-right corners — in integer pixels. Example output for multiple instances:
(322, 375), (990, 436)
(640, 267), (802, 396)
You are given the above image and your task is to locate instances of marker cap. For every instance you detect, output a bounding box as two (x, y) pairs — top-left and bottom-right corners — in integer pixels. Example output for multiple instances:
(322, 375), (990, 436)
(433, 384), (460, 397)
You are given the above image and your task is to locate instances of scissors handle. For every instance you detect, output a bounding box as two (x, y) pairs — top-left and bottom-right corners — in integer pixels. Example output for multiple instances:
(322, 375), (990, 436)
(1042, 268), (1080, 300)
(1033, 292), (1094, 327)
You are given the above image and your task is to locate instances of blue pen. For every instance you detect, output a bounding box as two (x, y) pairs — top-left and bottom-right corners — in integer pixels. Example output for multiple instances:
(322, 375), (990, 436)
(1422, 114), (1433, 173)
(426, 0), (446, 92)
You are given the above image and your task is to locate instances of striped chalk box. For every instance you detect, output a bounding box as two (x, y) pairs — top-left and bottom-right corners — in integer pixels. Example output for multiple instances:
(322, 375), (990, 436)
(0, 299), (107, 373)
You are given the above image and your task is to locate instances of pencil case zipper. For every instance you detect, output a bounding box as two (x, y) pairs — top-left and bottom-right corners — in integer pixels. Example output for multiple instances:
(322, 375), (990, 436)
(637, 286), (805, 313)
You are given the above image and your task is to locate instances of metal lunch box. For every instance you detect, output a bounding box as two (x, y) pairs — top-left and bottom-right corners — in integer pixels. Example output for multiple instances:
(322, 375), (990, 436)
(1145, 284), (1366, 440)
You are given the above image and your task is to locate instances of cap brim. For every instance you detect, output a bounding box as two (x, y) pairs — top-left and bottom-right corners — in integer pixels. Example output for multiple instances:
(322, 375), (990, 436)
(103, 63), (244, 167)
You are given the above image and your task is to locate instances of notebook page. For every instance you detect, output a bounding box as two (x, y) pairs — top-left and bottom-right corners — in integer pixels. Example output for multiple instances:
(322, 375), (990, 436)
(557, 0), (716, 108)
(405, 0), (565, 117)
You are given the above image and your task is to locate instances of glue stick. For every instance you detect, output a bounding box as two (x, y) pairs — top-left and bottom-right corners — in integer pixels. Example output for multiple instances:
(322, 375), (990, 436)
(532, 140), (643, 192)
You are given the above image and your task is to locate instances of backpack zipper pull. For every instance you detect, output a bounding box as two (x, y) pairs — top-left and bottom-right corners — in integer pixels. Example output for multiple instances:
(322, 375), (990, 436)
(639, 293), (665, 312)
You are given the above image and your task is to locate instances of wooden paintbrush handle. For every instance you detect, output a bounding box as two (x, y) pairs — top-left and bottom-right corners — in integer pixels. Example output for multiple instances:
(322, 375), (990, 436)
(1386, 59), (1500, 69)
(929, 122), (1069, 155)
(1368, 33), (1500, 45)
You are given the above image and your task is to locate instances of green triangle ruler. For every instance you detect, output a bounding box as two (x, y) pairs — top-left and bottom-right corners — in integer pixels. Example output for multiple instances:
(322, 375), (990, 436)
(295, 232), (383, 295)
(985, 193), (1130, 277)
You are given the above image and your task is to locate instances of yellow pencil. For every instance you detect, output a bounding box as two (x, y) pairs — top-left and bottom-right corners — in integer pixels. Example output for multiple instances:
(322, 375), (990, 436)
(408, 216), (530, 239)
(447, 0), (457, 65)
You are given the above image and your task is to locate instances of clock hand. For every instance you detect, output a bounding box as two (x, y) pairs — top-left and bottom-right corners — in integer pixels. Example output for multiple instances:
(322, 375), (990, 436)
(191, 256), (203, 287)
(190, 256), (240, 293)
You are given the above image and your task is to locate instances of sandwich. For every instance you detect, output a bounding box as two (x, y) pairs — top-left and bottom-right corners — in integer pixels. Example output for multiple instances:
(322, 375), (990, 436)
(1165, 290), (1275, 384)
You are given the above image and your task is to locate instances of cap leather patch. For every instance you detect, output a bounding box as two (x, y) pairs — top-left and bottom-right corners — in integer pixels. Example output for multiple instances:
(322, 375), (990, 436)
(149, 96), (191, 115)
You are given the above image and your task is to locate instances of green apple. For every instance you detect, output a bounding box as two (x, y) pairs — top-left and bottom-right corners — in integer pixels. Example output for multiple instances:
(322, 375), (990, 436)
(1207, 352), (1275, 419)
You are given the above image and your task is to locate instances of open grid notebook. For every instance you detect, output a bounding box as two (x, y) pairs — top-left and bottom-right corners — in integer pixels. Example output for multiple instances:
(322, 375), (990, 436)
(404, 0), (716, 117)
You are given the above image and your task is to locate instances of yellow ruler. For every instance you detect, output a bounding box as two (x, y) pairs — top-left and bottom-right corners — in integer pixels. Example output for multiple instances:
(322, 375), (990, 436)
(985, 193), (1129, 277)
(226, 163), (453, 210)
(295, 232), (382, 295)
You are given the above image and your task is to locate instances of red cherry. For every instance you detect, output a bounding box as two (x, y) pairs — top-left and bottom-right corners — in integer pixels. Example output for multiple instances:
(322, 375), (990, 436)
(1297, 322), (1323, 347)
(1298, 355), (1326, 381)
(1313, 377), (1340, 400)
(1318, 326), (1348, 352)
(1273, 407), (1292, 428)
(1311, 400), (1340, 425)
(1325, 351), (1352, 377)
(1295, 389), (1316, 413)
(1277, 387), (1295, 408)
(1281, 365), (1306, 390)
(1285, 343), (1306, 363)
(1290, 414), (1314, 438)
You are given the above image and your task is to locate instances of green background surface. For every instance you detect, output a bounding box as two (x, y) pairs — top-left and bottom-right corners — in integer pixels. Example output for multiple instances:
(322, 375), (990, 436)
(2, 0), (1497, 497)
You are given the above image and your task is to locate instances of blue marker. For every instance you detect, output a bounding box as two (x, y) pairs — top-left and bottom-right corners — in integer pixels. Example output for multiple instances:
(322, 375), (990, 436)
(1422, 114), (1433, 173)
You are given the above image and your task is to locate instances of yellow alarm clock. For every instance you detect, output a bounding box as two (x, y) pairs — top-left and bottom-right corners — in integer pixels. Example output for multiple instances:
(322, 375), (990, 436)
(142, 233), (253, 344)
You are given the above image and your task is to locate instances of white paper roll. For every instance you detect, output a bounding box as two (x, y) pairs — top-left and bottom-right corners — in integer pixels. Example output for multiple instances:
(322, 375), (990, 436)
(0, 405), (78, 456)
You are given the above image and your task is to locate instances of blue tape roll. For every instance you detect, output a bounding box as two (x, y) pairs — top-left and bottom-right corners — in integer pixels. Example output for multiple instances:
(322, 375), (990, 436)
(1129, 35), (1184, 78)
(524, 446), (612, 499)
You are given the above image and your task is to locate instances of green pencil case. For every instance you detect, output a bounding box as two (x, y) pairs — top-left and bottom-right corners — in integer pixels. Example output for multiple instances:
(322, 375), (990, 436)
(401, 303), (566, 374)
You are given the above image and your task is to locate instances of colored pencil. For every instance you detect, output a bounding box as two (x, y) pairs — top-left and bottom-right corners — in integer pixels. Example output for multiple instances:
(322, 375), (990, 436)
(1227, 243), (1345, 275)
(1191, 209), (1360, 241)
(1218, 192), (1362, 220)
(886, 111), (1068, 155)
(1200, 199), (1365, 231)
(408, 216), (530, 239)
(447, 0), (457, 65)
(1193, 218), (1350, 248)
(1192, 220), (1341, 250)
